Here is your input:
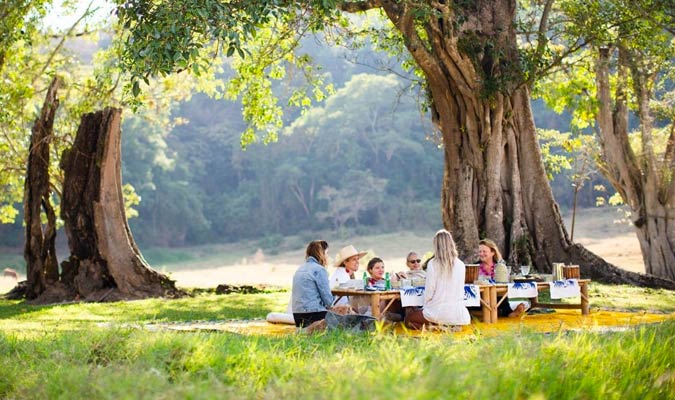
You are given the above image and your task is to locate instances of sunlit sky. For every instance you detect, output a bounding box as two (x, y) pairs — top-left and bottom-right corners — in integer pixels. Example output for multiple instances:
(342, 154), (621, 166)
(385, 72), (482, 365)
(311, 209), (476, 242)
(42, 0), (115, 31)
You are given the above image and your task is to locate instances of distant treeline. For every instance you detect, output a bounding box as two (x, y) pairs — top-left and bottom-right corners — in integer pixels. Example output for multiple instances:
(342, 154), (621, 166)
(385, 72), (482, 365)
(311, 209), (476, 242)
(0, 46), (611, 249)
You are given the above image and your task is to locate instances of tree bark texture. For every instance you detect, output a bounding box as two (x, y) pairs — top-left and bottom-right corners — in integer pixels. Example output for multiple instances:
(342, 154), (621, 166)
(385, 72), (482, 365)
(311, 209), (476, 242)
(57, 108), (183, 302)
(596, 47), (675, 281)
(23, 77), (61, 300)
(375, 0), (675, 288)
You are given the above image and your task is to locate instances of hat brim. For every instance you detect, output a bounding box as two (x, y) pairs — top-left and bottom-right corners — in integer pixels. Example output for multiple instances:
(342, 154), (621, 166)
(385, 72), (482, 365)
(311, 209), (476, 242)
(334, 251), (367, 267)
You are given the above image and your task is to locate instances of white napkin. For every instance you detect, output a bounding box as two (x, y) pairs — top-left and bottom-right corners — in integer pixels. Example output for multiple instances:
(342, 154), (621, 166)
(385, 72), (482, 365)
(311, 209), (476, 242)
(549, 279), (581, 299)
(400, 287), (425, 307)
(507, 281), (538, 298)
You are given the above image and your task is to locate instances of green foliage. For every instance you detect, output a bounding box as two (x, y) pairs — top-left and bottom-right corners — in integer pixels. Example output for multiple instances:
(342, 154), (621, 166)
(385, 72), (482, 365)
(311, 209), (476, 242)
(122, 71), (445, 246)
(533, 51), (600, 131)
(0, 0), (234, 233)
(0, 1), (49, 67)
(537, 129), (574, 180)
(224, 20), (336, 147)
(258, 234), (284, 253)
(140, 247), (196, 267)
(116, 0), (339, 144)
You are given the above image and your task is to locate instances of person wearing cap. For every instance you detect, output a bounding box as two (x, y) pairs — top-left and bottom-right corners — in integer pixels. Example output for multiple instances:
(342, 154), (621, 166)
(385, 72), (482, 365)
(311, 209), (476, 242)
(330, 244), (367, 308)
(291, 240), (333, 328)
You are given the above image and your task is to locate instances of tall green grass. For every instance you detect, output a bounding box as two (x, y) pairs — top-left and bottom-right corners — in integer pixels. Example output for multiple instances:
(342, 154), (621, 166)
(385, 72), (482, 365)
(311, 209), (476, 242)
(1, 322), (673, 399)
(1, 289), (673, 399)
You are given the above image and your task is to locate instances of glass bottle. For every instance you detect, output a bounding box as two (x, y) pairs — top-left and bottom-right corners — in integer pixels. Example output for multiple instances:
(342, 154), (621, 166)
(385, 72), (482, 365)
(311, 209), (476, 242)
(362, 271), (369, 289)
(385, 272), (391, 290)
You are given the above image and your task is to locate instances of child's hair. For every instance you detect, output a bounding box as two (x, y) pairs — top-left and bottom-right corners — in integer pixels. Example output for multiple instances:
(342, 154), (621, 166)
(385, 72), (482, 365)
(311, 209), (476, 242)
(367, 257), (384, 273)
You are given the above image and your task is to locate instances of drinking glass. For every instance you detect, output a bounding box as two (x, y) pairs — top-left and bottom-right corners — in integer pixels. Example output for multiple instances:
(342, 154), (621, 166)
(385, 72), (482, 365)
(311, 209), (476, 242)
(520, 265), (530, 276)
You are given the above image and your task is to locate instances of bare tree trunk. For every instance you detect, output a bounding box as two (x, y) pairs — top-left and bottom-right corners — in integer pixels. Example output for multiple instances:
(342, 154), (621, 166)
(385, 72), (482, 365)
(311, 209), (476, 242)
(23, 77), (61, 300)
(45, 108), (183, 303)
(596, 47), (675, 281)
(375, 0), (675, 289)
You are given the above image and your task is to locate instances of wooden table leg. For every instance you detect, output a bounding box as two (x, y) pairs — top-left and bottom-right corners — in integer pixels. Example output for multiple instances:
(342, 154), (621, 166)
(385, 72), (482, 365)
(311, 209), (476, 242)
(480, 287), (492, 323)
(580, 281), (589, 315)
(490, 286), (498, 323)
(371, 293), (381, 319)
(381, 297), (397, 315)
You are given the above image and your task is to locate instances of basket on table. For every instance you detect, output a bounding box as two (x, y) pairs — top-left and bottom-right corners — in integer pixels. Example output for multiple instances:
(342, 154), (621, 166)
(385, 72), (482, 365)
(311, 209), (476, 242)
(563, 265), (580, 279)
(465, 264), (480, 284)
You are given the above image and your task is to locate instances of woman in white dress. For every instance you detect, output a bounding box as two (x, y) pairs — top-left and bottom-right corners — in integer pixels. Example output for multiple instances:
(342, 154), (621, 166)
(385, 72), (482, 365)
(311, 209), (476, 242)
(404, 229), (470, 329)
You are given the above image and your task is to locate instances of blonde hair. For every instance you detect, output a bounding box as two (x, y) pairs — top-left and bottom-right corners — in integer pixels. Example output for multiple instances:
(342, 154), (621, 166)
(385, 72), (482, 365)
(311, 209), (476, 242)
(479, 239), (502, 264)
(432, 229), (458, 278)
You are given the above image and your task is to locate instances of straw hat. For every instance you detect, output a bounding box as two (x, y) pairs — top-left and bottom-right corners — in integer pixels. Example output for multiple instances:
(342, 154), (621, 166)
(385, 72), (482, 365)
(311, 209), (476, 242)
(334, 245), (367, 267)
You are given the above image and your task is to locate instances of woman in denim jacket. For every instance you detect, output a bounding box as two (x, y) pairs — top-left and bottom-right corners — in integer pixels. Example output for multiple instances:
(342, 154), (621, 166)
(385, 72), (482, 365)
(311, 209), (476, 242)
(291, 240), (334, 327)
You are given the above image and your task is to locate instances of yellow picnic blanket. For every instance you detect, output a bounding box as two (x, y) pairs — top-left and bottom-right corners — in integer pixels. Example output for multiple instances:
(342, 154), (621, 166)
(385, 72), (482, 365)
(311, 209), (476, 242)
(152, 309), (675, 337)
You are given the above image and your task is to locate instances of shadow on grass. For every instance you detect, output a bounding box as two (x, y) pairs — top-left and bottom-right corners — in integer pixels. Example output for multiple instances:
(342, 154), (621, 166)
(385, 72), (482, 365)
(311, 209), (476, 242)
(0, 292), (288, 323)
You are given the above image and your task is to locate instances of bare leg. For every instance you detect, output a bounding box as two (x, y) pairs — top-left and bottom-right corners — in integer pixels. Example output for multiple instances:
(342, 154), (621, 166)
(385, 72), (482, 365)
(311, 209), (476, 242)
(508, 303), (526, 318)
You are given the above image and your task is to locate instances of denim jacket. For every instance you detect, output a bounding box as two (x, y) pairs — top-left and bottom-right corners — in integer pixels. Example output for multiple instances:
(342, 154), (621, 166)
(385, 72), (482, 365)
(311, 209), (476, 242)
(291, 256), (333, 313)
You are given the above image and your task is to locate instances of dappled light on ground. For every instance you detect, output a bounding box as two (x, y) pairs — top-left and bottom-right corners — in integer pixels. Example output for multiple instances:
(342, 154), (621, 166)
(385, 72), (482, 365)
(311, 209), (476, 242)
(146, 309), (674, 338)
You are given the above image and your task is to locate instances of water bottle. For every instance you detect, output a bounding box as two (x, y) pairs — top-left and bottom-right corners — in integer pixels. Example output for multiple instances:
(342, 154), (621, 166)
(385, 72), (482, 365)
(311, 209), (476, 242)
(385, 272), (391, 290)
(362, 271), (369, 289)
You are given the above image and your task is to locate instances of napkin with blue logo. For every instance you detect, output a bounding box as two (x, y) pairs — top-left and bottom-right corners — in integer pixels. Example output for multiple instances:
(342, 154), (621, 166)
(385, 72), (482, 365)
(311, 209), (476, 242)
(399, 287), (425, 307)
(549, 279), (580, 299)
(507, 281), (538, 298)
(463, 284), (481, 307)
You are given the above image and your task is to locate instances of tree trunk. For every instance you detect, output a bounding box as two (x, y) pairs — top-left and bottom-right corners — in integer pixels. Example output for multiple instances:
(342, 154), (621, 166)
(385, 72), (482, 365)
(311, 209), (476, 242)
(376, 1), (675, 289)
(23, 77), (61, 300)
(595, 46), (675, 281)
(45, 107), (183, 303)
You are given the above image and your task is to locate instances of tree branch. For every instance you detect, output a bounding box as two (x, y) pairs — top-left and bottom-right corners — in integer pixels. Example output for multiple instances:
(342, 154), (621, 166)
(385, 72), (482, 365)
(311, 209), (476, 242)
(33, 1), (96, 84)
(664, 124), (675, 170)
(339, 0), (383, 13)
(534, 0), (554, 66)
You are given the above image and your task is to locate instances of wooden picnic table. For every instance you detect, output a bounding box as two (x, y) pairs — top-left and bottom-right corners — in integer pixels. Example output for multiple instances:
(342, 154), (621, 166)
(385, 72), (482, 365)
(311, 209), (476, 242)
(331, 285), (496, 322)
(331, 288), (400, 319)
(489, 279), (591, 323)
(333, 279), (590, 323)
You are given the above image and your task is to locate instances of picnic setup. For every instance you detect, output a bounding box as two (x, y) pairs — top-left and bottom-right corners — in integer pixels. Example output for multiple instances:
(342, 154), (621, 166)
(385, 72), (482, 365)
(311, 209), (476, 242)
(248, 239), (675, 339)
(153, 270), (668, 338)
(330, 278), (590, 323)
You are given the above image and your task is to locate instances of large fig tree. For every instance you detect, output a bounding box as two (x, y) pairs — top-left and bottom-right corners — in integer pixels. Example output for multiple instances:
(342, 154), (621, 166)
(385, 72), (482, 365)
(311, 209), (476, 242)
(114, 0), (675, 288)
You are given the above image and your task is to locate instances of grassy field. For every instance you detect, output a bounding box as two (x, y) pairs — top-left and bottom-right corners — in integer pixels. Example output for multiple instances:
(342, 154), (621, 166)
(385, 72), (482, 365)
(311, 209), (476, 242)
(1, 284), (674, 399)
(0, 207), (672, 398)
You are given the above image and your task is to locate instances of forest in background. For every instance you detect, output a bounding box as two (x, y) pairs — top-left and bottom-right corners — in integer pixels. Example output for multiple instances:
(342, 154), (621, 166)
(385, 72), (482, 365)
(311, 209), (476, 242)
(0, 32), (616, 257)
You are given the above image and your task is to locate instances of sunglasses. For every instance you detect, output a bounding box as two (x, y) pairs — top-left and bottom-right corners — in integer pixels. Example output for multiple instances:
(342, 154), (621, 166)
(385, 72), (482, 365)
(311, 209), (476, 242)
(408, 259), (421, 264)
